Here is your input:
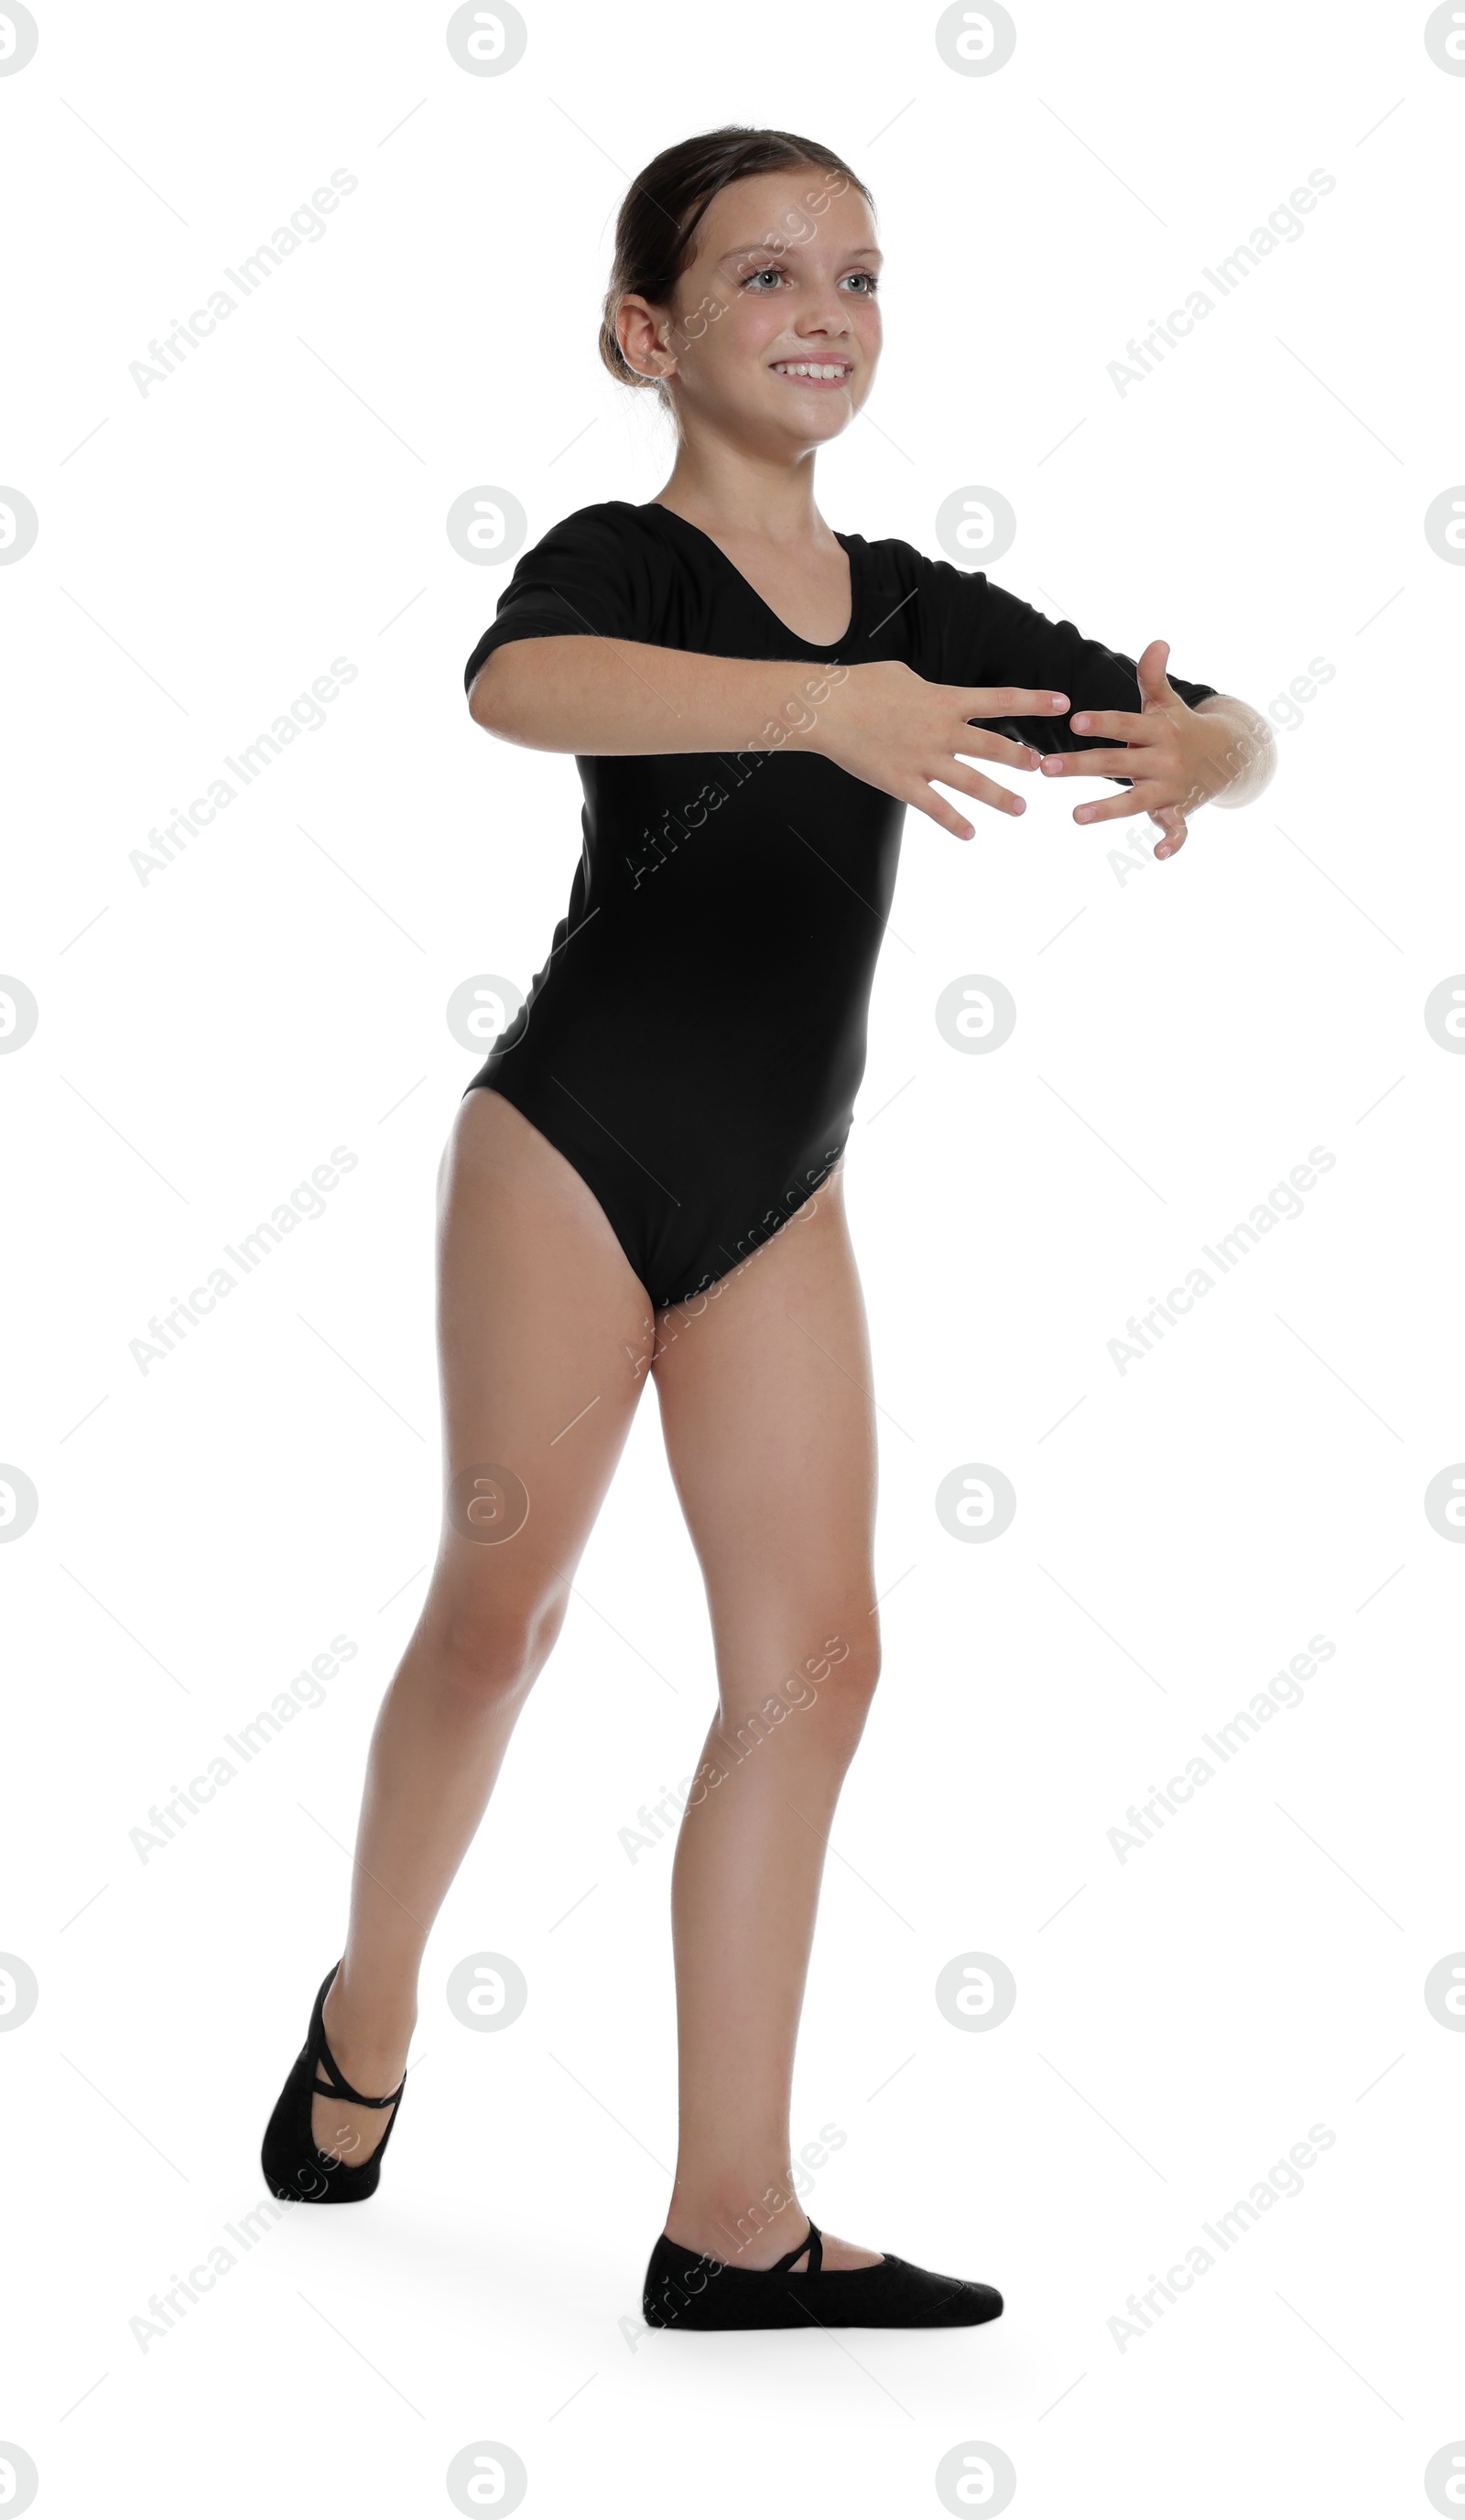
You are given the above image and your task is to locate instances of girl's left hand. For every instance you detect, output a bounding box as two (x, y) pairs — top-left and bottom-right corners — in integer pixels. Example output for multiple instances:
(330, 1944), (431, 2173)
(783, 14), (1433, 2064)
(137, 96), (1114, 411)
(1039, 639), (1224, 860)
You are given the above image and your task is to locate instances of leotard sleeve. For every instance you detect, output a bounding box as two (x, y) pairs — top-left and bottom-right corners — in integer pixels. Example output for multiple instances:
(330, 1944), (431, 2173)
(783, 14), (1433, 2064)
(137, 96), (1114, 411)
(463, 503), (657, 696)
(906, 552), (1221, 787)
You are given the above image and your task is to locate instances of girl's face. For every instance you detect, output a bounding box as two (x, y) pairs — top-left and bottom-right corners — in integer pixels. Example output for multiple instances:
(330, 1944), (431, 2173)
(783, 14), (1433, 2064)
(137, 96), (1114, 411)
(622, 166), (882, 451)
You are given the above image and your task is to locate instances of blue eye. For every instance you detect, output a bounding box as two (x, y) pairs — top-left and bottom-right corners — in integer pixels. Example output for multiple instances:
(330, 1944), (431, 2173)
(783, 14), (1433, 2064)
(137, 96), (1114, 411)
(741, 265), (880, 293)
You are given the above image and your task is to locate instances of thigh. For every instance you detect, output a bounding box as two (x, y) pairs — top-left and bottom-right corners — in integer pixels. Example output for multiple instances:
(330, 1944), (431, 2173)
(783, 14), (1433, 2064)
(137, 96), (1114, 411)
(649, 1172), (880, 1678)
(426, 1087), (655, 1639)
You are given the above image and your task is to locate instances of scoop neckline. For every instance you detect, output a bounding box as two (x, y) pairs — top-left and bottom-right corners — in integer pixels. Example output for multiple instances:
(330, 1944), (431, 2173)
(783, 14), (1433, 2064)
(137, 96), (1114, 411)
(639, 499), (859, 654)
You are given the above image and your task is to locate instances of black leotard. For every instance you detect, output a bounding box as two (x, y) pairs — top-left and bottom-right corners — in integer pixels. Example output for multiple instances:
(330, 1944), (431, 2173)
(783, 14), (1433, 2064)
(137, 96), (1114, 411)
(461, 500), (1217, 1311)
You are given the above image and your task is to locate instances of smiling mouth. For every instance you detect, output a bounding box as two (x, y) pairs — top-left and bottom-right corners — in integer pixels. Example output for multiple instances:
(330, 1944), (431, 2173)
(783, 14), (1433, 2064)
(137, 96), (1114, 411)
(769, 360), (852, 388)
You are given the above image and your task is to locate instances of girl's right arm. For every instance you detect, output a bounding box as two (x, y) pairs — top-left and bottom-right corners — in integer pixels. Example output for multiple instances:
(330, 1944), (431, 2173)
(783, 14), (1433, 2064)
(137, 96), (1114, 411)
(469, 635), (1070, 841)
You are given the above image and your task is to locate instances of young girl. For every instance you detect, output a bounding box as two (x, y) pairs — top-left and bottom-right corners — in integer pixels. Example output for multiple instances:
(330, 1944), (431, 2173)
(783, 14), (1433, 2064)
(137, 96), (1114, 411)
(262, 124), (1274, 2331)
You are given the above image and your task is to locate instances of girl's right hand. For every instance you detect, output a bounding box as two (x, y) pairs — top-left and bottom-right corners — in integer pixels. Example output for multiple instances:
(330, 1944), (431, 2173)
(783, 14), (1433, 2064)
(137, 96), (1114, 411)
(805, 658), (1070, 839)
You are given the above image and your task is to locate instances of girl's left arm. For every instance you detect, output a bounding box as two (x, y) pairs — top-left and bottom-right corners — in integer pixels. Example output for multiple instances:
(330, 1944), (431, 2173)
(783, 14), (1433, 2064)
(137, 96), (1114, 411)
(1040, 639), (1275, 860)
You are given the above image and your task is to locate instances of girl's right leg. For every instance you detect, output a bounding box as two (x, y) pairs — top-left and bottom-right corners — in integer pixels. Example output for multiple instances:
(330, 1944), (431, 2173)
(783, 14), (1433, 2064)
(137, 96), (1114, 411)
(309, 1085), (653, 2169)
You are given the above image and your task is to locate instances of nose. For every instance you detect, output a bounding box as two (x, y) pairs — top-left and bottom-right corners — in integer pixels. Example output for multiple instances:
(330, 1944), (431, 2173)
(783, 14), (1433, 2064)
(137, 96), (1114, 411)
(795, 308), (852, 347)
(795, 278), (855, 337)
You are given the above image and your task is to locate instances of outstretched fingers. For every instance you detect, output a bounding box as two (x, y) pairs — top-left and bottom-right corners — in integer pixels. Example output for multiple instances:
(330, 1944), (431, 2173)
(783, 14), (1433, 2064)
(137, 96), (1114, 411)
(1066, 785), (1153, 826)
(956, 686), (1071, 721)
(935, 688), (1072, 835)
(1068, 708), (1145, 741)
(907, 772), (1020, 839)
(953, 686), (1070, 766)
(1059, 786), (1190, 863)
(1043, 742), (1157, 781)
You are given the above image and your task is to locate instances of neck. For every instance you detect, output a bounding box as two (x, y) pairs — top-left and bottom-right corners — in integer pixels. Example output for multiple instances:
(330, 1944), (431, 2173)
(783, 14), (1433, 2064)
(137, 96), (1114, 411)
(650, 449), (832, 550)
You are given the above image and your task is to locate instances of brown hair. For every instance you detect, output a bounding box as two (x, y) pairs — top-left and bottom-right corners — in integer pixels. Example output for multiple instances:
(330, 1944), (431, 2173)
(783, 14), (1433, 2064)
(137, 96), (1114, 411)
(597, 125), (874, 401)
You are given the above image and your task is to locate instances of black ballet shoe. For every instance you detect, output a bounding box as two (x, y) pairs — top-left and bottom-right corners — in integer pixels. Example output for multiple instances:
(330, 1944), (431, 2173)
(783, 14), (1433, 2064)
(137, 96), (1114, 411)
(260, 1963), (407, 2204)
(641, 2213), (1004, 2331)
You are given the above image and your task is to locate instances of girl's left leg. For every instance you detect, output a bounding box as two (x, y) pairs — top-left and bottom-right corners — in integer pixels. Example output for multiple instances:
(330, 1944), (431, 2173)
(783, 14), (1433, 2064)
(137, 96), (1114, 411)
(648, 1167), (886, 2274)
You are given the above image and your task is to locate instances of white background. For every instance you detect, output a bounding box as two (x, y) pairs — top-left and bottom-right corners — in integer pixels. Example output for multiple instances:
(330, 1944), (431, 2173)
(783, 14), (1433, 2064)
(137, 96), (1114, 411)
(3, 2), (1462, 2514)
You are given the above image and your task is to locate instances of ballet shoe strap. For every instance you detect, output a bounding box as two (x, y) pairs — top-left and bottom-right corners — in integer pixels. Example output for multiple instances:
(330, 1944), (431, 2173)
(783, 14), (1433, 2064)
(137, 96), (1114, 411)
(311, 1985), (407, 2110)
(310, 2068), (404, 2109)
(770, 2216), (823, 2276)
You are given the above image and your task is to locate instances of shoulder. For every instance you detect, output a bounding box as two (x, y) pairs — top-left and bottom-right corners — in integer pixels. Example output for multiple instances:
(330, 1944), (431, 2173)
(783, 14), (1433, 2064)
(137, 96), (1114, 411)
(471, 501), (665, 662)
(837, 529), (1021, 673)
(843, 529), (1012, 617)
(841, 529), (945, 570)
(840, 527), (928, 582)
(512, 499), (644, 562)
(505, 502), (675, 608)
(548, 498), (642, 534)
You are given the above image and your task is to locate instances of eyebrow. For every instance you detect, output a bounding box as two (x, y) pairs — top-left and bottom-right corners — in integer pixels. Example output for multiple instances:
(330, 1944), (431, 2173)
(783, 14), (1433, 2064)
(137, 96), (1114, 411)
(716, 240), (884, 267)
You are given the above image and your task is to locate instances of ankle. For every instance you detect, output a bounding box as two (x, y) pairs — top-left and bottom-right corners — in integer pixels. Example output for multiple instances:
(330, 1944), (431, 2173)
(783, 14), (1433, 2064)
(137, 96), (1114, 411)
(323, 1974), (416, 2075)
(665, 2175), (806, 2268)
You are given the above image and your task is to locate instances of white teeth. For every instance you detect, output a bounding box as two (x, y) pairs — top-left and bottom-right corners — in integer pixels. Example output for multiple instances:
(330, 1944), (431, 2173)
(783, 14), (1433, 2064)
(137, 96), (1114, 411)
(773, 362), (850, 380)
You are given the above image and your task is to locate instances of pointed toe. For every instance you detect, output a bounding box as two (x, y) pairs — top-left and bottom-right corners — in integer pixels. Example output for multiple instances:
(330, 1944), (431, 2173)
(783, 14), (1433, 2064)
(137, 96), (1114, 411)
(259, 1964), (407, 2205)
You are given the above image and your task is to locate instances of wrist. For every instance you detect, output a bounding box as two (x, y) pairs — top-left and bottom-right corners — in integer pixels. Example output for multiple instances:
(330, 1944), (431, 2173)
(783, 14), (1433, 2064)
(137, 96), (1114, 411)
(769, 658), (852, 758)
(1192, 695), (1275, 807)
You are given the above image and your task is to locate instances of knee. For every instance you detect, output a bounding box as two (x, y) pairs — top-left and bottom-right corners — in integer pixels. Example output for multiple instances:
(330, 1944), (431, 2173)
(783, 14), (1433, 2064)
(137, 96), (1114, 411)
(819, 1631), (881, 1736)
(433, 1590), (566, 1709)
(778, 1628), (881, 1753)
